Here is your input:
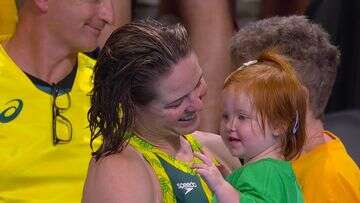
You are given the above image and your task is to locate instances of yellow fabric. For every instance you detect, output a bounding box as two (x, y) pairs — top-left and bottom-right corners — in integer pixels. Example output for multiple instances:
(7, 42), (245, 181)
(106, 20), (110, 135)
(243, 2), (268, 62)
(292, 131), (360, 203)
(0, 0), (18, 36)
(129, 133), (213, 203)
(0, 42), (96, 202)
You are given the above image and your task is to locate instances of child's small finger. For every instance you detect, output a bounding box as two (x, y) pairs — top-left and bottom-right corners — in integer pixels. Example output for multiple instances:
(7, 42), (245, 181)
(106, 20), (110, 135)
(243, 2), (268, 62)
(201, 147), (213, 160)
(194, 168), (208, 177)
(192, 163), (207, 169)
(194, 152), (212, 165)
(201, 147), (220, 166)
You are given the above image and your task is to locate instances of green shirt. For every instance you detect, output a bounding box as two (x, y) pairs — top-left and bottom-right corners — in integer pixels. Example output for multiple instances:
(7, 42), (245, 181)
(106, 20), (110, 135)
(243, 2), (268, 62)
(213, 158), (304, 203)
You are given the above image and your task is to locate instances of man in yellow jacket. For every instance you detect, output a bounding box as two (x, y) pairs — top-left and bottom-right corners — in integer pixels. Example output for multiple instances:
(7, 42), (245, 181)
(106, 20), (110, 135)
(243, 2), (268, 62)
(0, 0), (113, 202)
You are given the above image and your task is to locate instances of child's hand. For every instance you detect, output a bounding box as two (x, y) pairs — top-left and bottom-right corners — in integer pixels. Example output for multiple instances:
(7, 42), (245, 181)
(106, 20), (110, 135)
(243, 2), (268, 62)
(192, 151), (228, 193)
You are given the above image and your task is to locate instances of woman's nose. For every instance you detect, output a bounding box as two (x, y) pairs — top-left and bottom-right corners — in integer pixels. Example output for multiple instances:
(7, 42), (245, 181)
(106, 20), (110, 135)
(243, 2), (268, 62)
(189, 93), (204, 112)
(187, 83), (207, 112)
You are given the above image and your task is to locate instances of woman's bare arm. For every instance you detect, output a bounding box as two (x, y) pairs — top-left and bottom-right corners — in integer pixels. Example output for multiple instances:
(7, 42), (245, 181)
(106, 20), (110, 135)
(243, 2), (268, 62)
(82, 147), (159, 203)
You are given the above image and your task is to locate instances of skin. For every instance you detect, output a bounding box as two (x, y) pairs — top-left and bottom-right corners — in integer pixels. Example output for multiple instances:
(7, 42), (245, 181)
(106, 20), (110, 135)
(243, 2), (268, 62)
(192, 130), (241, 176)
(134, 53), (207, 145)
(44, 0), (114, 52)
(82, 54), (240, 203)
(219, 86), (282, 162)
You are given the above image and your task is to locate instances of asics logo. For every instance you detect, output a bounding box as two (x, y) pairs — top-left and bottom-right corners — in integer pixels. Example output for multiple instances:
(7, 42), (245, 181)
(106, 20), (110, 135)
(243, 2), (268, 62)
(177, 182), (197, 195)
(0, 99), (23, 123)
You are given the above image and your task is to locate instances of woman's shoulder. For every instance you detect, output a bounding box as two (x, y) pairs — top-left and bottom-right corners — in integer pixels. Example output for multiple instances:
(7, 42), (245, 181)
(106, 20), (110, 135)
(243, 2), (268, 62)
(90, 146), (148, 172)
(82, 146), (159, 203)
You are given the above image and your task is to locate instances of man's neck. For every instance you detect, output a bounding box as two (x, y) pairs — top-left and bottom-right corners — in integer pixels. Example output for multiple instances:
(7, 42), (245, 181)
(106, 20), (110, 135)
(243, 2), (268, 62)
(3, 22), (77, 84)
(303, 111), (332, 152)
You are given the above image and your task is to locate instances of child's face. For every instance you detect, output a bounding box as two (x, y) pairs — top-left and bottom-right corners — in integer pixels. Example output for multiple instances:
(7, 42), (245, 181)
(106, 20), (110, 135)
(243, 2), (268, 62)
(220, 86), (278, 161)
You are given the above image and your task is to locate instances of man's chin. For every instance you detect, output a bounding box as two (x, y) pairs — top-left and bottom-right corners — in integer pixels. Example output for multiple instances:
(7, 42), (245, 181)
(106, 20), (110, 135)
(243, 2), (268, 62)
(81, 45), (98, 53)
(76, 37), (98, 53)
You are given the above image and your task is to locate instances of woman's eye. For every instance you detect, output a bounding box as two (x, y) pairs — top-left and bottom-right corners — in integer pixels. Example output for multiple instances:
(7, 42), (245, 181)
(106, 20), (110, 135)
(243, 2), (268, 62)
(166, 100), (182, 108)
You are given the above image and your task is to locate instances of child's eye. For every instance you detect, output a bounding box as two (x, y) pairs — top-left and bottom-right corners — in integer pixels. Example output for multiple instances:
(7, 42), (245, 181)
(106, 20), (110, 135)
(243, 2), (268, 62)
(238, 114), (247, 120)
(222, 113), (229, 120)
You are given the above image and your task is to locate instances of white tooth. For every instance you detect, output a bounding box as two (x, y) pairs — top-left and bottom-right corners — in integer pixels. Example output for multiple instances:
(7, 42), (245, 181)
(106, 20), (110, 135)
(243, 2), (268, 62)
(181, 114), (195, 121)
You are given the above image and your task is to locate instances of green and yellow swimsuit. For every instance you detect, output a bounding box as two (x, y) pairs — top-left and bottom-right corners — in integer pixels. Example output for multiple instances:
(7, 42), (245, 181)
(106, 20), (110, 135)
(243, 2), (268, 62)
(129, 133), (213, 203)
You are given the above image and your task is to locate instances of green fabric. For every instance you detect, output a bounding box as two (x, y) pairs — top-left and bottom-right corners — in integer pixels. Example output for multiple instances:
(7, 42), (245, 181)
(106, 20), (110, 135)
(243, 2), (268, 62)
(129, 133), (213, 203)
(158, 157), (210, 203)
(212, 158), (304, 203)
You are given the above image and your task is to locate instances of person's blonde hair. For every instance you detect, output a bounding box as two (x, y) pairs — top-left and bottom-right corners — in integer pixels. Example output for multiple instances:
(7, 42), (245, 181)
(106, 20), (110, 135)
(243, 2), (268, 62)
(224, 50), (307, 160)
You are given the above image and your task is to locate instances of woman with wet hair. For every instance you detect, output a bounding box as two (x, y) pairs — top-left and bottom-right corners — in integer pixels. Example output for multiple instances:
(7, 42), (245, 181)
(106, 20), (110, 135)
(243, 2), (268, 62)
(82, 19), (239, 203)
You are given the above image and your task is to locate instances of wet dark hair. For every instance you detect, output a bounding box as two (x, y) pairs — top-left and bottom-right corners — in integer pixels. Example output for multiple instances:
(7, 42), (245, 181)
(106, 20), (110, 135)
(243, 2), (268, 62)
(231, 16), (340, 119)
(88, 18), (192, 160)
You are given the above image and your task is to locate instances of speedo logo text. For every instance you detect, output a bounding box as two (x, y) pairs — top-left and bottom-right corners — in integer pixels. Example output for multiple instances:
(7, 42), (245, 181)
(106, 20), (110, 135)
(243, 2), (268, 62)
(177, 182), (197, 195)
